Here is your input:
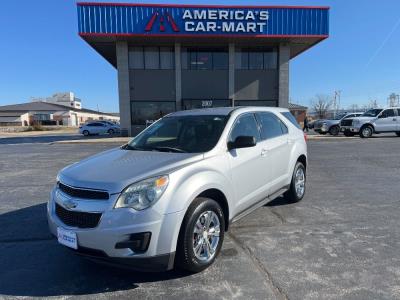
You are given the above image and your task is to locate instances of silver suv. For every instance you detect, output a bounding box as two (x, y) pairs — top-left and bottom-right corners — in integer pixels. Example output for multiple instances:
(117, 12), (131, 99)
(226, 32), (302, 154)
(313, 112), (363, 136)
(48, 107), (307, 272)
(340, 108), (400, 138)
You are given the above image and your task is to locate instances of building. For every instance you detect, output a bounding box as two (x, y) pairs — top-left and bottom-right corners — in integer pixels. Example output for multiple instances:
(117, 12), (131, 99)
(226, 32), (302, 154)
(0, 101), (119, 127)
(31, 92), (82, 109)
(289, 103), (308, 125)
(77, 3), (329, 136)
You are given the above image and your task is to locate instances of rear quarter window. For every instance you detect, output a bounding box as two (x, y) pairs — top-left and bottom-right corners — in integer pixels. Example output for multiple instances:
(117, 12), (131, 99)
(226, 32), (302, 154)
(281, 112), (301, 129)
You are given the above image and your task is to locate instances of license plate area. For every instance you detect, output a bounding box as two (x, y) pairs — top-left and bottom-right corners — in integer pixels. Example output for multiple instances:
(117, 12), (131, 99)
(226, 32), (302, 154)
(57, 227), (78, 249)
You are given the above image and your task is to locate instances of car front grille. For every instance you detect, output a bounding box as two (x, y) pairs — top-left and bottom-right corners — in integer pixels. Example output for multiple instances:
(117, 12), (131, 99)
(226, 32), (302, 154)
(340, 119), (353, 126)
(55, 203), (102, 228)
(59, 182), (109, 200)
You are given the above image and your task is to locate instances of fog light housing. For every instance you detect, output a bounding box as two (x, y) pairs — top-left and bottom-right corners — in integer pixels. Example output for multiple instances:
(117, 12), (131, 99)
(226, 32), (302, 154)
(115, 232), (151, 253)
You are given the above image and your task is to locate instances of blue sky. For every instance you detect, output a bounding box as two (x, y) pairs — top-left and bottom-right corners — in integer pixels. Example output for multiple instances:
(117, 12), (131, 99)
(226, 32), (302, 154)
(0, 0), (399, 112)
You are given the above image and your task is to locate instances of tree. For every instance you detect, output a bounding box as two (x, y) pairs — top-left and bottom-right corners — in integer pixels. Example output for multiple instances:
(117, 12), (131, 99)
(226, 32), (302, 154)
(362, 99), (379, 110)
(311, 94), (332, 119)
(348, 104), (359, 112)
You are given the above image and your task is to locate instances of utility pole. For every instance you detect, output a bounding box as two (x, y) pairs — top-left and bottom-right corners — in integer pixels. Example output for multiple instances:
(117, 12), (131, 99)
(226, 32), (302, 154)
(333, 90), (341, 117)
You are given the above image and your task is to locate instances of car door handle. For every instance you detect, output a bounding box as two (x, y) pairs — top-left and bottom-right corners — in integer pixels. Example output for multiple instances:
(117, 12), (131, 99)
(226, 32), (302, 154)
(261, 149), (268, 157)
(393, 118), (397, 121)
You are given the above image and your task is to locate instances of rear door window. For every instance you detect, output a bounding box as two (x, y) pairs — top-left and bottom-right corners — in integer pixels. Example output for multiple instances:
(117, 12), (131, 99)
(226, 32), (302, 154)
(281, 112), (301, 129)
(256, 112), (287, 140)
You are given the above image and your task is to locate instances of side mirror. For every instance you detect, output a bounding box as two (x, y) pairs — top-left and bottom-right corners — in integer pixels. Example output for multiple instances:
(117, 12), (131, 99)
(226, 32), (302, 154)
(378, 114), (385, 119)
(228, 136), (256, 150)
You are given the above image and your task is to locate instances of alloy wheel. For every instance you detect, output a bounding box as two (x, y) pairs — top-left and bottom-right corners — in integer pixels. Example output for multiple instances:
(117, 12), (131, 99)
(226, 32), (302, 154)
(295, 167), (306, 198)
(192, 211), (220, 262)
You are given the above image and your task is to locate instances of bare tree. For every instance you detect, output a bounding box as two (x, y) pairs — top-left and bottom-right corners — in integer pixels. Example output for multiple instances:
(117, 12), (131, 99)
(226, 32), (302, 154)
(311, 94), (332, 119)
(362, 99), (379, 110)
(388, 93), (400, 107)
(348, 104), (359, 112)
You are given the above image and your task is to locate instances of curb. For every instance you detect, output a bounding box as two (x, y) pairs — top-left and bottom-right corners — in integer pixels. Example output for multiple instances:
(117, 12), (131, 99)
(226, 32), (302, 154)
(50, 138), (130, 145)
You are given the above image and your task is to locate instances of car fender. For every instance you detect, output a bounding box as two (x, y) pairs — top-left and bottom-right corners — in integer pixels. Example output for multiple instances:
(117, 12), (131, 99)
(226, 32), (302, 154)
(158, 167), (234, 254)
(285, 138), (307, 186)
(165, 167), (234, 217)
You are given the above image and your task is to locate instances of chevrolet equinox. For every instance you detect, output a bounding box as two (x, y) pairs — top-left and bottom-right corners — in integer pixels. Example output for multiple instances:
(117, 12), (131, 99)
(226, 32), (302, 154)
(48, 107), (307, 272)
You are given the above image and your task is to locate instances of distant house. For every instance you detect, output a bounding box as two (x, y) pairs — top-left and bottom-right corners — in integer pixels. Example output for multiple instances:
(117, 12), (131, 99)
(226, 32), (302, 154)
(0, 101), (119, 127)
(289, 103), (308, 125)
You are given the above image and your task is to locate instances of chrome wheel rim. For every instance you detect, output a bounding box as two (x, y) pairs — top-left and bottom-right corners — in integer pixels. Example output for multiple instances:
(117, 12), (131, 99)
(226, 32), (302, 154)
(295, 167), (305, 198)
(362, 127), (372, 137)
(192, 211), (220, 262)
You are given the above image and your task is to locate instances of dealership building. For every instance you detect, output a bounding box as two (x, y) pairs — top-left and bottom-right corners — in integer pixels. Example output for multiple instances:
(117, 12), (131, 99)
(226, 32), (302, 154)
(77, 2), (329, 135)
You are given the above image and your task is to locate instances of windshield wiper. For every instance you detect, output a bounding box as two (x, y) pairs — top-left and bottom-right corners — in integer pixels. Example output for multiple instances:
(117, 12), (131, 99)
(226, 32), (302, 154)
(150, 146), (187, 153)
(121, 144), (147, 151)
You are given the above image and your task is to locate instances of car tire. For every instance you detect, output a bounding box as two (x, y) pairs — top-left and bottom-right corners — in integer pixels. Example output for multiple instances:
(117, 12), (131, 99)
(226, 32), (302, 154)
(108, 129), (114, 135)
(176, 197), (225, 273)
(360, 125), (373, 138)
(396, 132), (400, 137)
(329, 125), (340, 136)
(284, 161), (306, 203)
(82, 130), (89, 136)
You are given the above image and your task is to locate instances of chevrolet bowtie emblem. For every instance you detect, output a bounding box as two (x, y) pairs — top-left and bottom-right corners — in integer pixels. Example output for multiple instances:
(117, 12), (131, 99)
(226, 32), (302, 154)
(63, 199), (77, 210)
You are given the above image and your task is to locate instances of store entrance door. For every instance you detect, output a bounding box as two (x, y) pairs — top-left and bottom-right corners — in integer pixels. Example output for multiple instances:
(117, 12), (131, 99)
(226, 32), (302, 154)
(182, 99), (232, 110)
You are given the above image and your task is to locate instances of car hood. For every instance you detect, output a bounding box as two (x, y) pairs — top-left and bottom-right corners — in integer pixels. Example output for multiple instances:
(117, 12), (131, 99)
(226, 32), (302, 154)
(351, 116), (376, 122)
(59, 147), (203, 193)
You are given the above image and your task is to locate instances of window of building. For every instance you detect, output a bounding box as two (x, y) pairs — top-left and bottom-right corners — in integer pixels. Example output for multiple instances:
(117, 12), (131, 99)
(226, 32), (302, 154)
(182, 99), (232, 110)
(182, 48), (228, 70)
(160, 47), (174, 69)
(129, 46), (174, 70)
(235, 48), (278, 70)
(129, 46), (144, 69)
(131, 101), (176, 125)
(229, 113), (260, 143)
(256, 112), (287, 140)
(144, 47), (160, 70)
(234, 100), (277, 107)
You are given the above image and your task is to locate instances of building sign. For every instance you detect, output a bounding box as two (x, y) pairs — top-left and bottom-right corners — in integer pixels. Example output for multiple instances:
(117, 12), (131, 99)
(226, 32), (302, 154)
(77, 4), (329, 37)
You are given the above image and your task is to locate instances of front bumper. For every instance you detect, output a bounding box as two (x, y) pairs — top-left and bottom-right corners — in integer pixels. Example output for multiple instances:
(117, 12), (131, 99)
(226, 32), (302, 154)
(47, 188), (184, 271)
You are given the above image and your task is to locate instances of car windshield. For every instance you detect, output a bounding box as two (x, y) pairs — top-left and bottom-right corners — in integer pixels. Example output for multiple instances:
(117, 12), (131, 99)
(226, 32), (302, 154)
(332, 113), (347, 120)
(362, 109), (382, 117)
(126, 115), (228, 153)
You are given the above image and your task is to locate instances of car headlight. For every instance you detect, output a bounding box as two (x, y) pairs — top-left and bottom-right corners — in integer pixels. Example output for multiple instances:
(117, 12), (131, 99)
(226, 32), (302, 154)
(115, 175), (169, 210)
(353, 119), (360, 126)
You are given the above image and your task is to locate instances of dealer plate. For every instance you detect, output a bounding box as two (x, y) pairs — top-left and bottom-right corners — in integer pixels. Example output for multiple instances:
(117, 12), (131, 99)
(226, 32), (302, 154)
(57, 227), (78, 249)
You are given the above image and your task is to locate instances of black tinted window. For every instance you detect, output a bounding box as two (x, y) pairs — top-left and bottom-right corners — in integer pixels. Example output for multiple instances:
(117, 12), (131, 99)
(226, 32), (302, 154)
(381, 109), (395, 118)
(281, 112), (301, 129)
(230, 114), (260, 143)
(256, 112), (286, 140)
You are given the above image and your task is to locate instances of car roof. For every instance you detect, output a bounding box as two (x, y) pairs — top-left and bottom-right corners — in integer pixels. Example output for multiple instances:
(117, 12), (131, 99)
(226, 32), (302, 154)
(168, 106), (289, 117)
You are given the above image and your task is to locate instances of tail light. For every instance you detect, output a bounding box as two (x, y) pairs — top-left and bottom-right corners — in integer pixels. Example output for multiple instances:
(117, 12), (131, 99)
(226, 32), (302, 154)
(303, 133), (308, 142)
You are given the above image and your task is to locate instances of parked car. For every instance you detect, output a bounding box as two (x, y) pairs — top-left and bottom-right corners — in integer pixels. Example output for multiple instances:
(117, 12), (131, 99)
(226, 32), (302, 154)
(313, 112), (363, 136)
(48, 107), (307, 272)
(79, 121), (120, 136)
(340, 108), (400, 138)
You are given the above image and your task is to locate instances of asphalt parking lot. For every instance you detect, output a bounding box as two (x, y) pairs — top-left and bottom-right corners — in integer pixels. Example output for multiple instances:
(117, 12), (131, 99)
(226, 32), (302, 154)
(1, 137), (400, 299)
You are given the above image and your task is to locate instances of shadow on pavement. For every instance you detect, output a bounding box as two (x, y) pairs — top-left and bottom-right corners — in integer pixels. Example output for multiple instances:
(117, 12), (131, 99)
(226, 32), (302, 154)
(265, 195), (295, 207)
(0, 204), (190, 297)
